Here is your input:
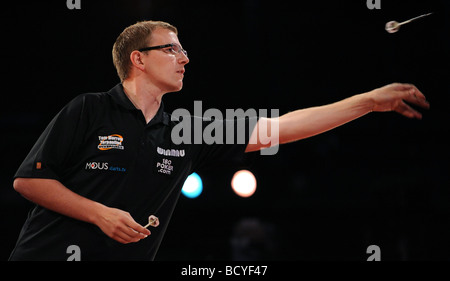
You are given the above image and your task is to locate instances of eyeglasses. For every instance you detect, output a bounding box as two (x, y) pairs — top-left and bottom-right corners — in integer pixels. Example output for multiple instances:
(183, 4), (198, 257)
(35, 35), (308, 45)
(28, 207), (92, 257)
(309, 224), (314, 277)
(138, 43), (188, 57)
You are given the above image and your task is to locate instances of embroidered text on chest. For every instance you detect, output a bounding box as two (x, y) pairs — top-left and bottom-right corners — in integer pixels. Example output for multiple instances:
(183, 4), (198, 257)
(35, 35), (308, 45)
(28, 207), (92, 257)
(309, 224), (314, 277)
(156, 146), (185, 157)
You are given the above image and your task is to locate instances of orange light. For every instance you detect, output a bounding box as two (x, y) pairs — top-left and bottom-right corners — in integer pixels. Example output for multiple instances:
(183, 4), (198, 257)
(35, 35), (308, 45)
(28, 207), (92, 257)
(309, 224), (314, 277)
(231, 170), (257, 198)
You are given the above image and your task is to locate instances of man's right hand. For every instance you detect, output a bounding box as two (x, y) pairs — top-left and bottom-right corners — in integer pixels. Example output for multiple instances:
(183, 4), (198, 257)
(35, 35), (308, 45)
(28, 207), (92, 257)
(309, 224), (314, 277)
(94, 206), (151, 244)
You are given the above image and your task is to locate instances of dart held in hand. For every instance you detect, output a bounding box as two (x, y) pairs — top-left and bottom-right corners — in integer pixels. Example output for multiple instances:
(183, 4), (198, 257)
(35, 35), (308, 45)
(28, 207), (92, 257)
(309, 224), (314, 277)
(144, 215), (160, 228)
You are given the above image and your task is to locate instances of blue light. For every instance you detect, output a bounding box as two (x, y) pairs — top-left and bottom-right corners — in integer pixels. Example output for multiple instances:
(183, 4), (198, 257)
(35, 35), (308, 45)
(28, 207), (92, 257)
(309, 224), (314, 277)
(181, 172), (203, 198)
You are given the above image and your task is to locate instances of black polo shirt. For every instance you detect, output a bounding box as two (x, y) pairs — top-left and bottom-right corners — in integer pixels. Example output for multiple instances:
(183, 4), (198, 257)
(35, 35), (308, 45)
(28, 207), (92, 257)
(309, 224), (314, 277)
(10, 84), (258, 261)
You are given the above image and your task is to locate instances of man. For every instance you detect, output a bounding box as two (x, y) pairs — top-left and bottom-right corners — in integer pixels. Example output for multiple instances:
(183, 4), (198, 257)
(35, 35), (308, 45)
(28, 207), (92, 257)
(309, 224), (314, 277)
(10, 20), (429, 260)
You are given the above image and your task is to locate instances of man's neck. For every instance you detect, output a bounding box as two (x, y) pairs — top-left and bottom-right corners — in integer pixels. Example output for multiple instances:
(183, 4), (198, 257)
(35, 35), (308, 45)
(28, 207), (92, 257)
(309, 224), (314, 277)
(122, 78), (164, 124)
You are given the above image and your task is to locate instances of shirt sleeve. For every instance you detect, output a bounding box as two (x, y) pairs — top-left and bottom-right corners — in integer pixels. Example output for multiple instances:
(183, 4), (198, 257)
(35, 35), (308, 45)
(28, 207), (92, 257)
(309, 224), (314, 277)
(14, 94), (89, 181)
(191, 116), (260, 172)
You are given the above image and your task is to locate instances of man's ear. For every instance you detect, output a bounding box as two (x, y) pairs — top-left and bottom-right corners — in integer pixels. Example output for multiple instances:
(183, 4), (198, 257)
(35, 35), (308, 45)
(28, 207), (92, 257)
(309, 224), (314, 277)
(130, 50), (146, 71)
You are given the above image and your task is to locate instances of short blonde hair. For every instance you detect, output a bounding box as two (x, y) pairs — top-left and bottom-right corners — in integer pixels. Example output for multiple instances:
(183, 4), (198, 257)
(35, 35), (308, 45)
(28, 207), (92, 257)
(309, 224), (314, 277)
(112, 20), (178, 82)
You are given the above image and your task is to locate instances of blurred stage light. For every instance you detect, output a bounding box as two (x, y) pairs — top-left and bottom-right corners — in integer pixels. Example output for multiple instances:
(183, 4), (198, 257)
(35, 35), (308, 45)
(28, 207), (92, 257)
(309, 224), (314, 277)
(181, 172), (203, 198)
(231, 170), (257, 198)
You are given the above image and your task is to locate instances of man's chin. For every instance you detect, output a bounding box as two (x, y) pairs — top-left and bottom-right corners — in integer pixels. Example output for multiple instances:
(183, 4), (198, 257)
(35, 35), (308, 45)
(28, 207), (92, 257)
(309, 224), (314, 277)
(166, 84), (183, 94)
(173, 82), (183, 92)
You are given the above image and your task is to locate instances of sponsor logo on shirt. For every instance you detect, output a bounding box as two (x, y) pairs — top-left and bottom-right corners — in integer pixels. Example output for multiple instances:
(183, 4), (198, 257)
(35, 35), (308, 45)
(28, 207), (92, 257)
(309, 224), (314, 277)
(156, 158), (174, 175)
(98, 134), (124, 150)
(155, 147), (183, 176)
(86, 162), (109, 170)
(157, 146), (185, 157)
(85, 162), (126, 172)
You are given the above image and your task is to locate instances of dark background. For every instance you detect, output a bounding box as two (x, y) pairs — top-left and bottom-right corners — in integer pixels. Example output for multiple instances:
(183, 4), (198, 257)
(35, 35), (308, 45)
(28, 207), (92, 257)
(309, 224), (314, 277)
(1, 0), (449, 261)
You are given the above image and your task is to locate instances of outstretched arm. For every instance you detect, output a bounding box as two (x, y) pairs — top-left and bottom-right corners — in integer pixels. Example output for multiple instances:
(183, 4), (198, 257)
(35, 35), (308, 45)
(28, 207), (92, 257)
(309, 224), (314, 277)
(246, 83), (430, 152)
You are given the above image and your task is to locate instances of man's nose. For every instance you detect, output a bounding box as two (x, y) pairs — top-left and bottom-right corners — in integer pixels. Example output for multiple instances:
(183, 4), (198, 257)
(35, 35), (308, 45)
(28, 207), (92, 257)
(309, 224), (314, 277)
(178, 52), (189, 65)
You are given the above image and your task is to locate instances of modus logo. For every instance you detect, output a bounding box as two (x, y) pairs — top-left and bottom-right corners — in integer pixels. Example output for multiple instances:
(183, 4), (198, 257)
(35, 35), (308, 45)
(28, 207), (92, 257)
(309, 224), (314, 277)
(98, 134), (124, 151)
(86, 162), (109, 170)
(85, 162), (126, 172)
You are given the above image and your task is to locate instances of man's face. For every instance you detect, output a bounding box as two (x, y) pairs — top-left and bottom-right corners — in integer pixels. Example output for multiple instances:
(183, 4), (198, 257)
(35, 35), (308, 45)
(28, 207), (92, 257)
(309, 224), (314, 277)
(141, 28), (189, 93)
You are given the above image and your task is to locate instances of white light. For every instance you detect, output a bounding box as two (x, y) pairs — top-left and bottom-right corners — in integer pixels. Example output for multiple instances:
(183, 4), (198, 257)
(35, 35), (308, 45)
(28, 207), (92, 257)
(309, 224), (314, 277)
(182, 172), (203, 198)
(231, 170), (257, 198)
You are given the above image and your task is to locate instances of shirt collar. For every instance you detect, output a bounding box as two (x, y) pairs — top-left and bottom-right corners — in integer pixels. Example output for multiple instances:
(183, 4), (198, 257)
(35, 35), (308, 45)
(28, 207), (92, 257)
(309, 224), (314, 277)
(108, 83), (170, 126)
